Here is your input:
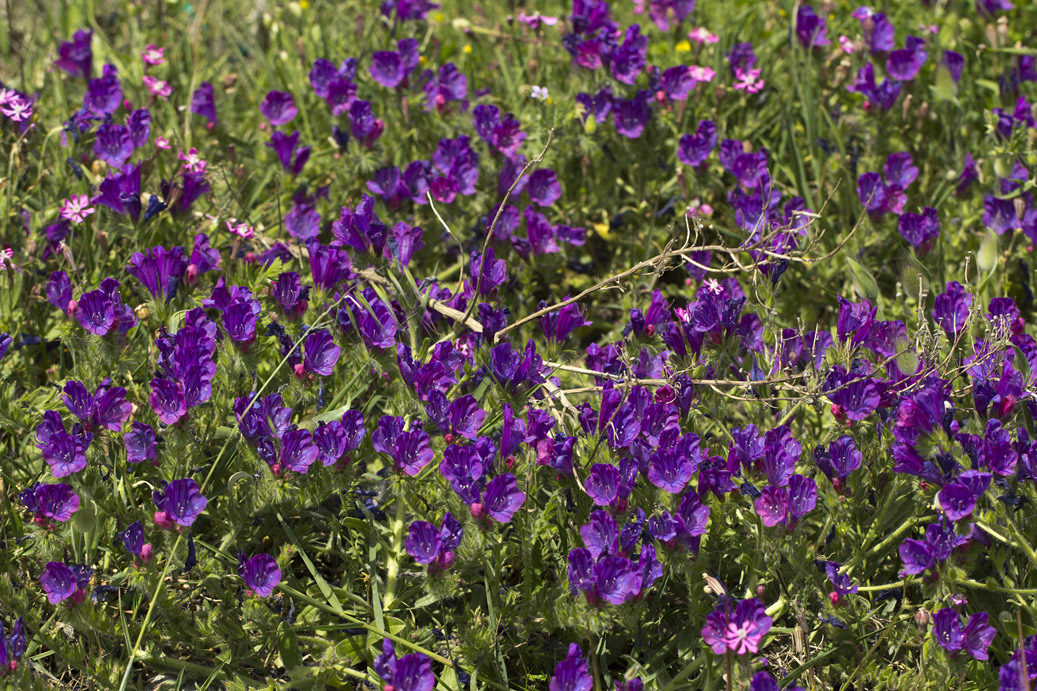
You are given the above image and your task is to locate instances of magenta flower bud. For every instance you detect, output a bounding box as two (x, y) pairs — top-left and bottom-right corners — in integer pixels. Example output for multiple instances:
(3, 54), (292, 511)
(154, 511), (175, 530)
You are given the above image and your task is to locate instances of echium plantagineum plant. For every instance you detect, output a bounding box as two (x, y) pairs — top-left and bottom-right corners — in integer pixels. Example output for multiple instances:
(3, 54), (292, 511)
(3, 0), (1037, 688)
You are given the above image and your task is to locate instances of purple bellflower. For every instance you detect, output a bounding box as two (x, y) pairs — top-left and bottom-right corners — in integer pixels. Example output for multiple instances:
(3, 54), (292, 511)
(153, 478), (207, 530)
(238, 553), (282, 597)
(405, 513), (463, 571)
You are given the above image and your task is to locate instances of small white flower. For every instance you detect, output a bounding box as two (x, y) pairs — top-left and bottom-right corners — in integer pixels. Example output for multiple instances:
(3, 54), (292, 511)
(704, 278), (722, 294)
(530, 85), (549, 102)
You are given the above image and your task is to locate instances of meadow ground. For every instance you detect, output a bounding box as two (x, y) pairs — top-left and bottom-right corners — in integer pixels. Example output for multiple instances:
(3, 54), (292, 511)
(1, 0), (1037, 689)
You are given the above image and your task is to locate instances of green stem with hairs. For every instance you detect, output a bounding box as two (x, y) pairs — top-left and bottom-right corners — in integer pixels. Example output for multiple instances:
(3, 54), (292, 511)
(383, 484), (406, 612)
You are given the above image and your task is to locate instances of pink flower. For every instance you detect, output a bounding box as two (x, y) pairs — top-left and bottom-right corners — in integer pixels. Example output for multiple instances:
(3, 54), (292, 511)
(61, 195), (94, 224)
(142, 75), (172, 100)
(1, 94), (33, 122)
(689, 65), (716, 82)
(688, 27), (719, 44)
(226, 219), (254, 239)
(686, 199), (714, 218)
(0, 247), (14, 271)
(142, 44), (166, 66)
(178, 148), (206, 173)
(839, 35), (855, 54)
(517, 11), (558, 28)
(155, 136), (171, 150)
(733, 68), (765, 93)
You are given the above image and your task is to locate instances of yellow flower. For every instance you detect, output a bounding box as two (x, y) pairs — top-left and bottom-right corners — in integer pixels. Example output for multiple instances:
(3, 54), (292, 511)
(419, 55), (427, 65)
(546, 96), (553, 104)
(463, 44), (472, 54)
(433, 12), (444, 22)
(675, 40), (691, 53)
(592, 222), (612, 240)
(299, 0), (309, 8)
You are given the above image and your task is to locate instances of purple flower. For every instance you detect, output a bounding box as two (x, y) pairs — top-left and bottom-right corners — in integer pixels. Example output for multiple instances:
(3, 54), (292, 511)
(270, 272), (309, 320)
(539, 298), (591, 343)
(437, 394), (486, 441)
(21, 483), (80, 523)
(755, 474), (816, 528)
(340, 289), (398, 350)
(479, 474), (525, 523)
(127, 245), (187, 303)
(440, 444), (485, 504)
(424, 62), (467, 111)
(55, 29), (93, 79)
(188, 233), (220, 279)
(84, 65), (121, 115)
(659, 65), (695, 101)
(124, 422), (157, 464)
(677, 120), (717, 167)
(235, 393), (292, 442)
(302, 329), (340, 377)
(847, 62), (901, 111)
(933, 608), (996, 660)
(119, 521), (153, 563)
(795, 5), (829, 48)
(727, 42), (758, 75)
(238, 553), (282, 597)
(37, 412), (93, 478)
(550, 644), (593, 691)
(266, 130), (310, 175)
(61, 379), (129, 432)
(285, 203), (322, 243)
(388, 428), (434, 476)
(898, 207), (939, 252)
(613, 90), (652, 139)
(836, 296), (875, 344)
(152, 478), (207, 529)
(932, 282), (973, 335)
(93, 123), (134, 168)
(40, 561), (91, 605)
(826, 367), (881, 423)
(190, 82), (217, 124)
(374, 639), (435, 691)
(984, 196), (1020, 234)
(47, 271), (73, 314)
(75, 289), (116, 336)
(259, 90), (297, 126)
(94, 163), (142, 221)
(938, 471), (991, 522)
(489, 340), (544, 390)
(585, 464), (621, 507)
(309, 244), (352, 291)
(277, 428), (319, 475)
(405, 513), (463, 570)
(312, 421), (348, 467)
(824, 561), (857, 601)
(349, 100), (383, 146)
(887, 35), (927, 81)
(702, 598), (773, 655)
(944, 51), (964, 83)
(128, 108), (151, 147)
(332, 194), (389, 255)
(977, 0), (1014, 15)
(814, 435), (862, 485)
(527, 169), (562, 206)
(647, 449), (693, 493)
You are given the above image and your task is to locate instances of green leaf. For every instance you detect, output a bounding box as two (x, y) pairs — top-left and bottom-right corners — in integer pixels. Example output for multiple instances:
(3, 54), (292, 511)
(846, 257), (879, 301)
(978, 229), (999, 274)
(277, 627), (303, 671)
